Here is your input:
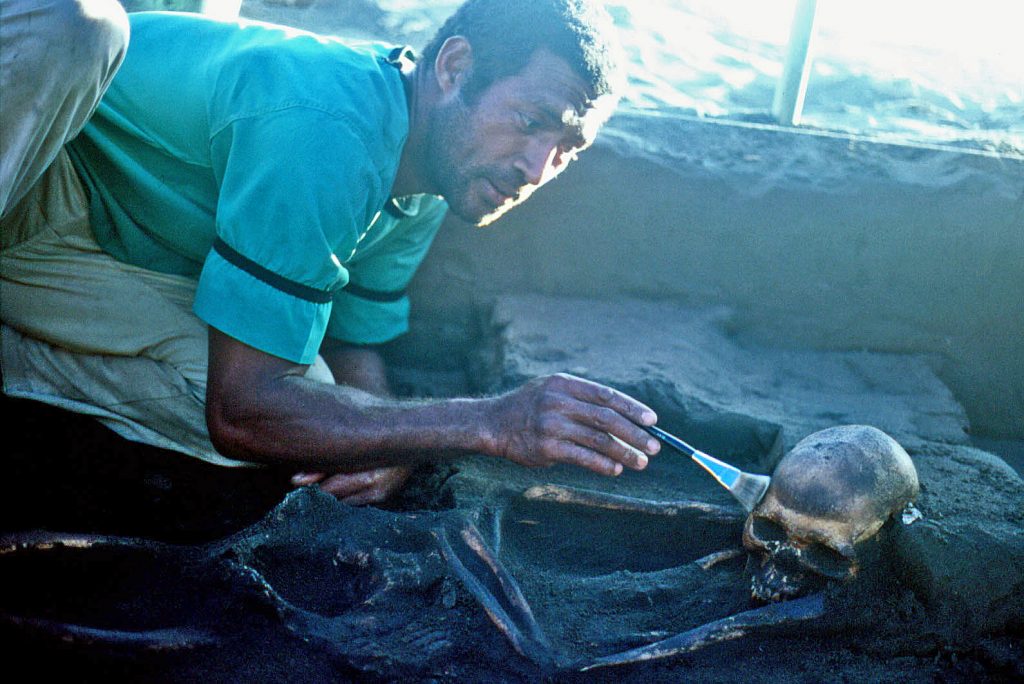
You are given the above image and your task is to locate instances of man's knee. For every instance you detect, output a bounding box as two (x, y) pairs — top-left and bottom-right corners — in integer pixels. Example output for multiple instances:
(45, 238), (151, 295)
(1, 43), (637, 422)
(0, 0), (130, 215)
(12, 0), (132, 88)
(61, 0), (131, 83)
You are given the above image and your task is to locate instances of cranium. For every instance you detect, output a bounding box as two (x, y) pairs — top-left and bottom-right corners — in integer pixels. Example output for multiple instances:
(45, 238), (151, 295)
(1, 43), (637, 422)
(742, 425), (919, 602)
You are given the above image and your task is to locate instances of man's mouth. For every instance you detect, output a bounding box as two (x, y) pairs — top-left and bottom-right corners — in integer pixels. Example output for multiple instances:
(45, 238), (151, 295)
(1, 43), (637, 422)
(482, 178), (516, 208)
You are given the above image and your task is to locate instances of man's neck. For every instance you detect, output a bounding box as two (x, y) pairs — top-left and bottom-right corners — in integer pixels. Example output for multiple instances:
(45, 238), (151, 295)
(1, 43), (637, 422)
(391, 64), (435, 198)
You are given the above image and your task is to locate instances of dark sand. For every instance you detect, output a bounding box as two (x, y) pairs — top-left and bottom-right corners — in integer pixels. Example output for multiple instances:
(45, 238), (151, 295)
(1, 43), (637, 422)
(1, 295), (1021, 682)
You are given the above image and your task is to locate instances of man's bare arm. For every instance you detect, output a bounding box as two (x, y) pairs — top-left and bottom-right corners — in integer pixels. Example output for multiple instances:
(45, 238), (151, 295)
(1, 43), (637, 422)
(205, 327), (660, 475)
(295, 339), (414, 503)
(206, 327), (486, 470)
(319, 339), (392, 396)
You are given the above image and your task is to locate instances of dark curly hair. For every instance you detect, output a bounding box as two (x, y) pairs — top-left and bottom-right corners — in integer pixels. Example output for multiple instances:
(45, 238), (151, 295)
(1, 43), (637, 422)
(420, 0), (624, 105)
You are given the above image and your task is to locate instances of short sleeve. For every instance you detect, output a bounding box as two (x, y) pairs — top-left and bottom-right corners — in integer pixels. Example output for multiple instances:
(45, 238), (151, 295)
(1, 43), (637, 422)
(326, 196), (447, 344)
(194, 107), (390, 363)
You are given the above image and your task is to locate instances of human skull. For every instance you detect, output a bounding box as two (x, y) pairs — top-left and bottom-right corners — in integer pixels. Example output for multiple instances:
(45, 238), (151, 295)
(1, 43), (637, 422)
(742, 425), (919, 602)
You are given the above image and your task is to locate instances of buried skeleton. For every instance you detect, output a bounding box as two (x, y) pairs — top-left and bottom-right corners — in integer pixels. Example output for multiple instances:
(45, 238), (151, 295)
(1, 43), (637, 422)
(4, 422), (975, 677)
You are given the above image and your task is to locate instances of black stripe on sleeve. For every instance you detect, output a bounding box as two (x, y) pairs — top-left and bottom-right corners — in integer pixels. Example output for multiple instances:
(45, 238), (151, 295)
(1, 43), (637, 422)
(341, 282), (407, 303)
(212, 238), (335, 304)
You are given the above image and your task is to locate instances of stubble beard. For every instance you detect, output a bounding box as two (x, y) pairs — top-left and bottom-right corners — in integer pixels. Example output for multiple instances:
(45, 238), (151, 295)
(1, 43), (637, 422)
(425, 95), (508, 227)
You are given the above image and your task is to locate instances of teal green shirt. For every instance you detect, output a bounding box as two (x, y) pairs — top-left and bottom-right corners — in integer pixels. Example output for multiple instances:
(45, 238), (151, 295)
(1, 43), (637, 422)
(68, 12), (447, 363)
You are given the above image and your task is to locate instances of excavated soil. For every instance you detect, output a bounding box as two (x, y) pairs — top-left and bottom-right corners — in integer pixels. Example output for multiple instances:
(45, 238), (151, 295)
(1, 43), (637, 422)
(1, 297), (1021, 682)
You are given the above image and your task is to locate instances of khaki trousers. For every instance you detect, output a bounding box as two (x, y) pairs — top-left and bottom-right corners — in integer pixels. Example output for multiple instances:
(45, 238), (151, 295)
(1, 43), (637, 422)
(1, 0), (129, 217)
(0, 150), (238, 463)
(1, 1), (332, 466)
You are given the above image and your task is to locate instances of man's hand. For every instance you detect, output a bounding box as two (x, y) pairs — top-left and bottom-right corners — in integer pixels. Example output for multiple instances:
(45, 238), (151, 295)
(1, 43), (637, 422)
(292, 465), (412, 505)
(482, 373), (660, 476)
(206, 331), (658, 494)
(291, 342), (410, 504)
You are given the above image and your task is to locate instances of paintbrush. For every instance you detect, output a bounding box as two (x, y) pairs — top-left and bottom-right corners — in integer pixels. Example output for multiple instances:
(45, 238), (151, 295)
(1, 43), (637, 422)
(646, 425), (771, 512)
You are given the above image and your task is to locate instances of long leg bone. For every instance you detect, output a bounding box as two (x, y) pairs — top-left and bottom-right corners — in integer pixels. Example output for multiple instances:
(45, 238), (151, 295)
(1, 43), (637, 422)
(435, 521), (555, 669)
(0, 532), (218, 652)
(523, 484), (744, 524)
(522, 484), (746, 569)
(0, 532), (167, 554)
(693, 548), (746, 570)
(578, 592), (826, 671)
(3, 614), (217, 651)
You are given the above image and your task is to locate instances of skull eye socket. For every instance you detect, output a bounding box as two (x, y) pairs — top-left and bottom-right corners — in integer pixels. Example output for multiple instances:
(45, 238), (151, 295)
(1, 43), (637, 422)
(750, 517), (788, 543)
(800, 543), (854, 579)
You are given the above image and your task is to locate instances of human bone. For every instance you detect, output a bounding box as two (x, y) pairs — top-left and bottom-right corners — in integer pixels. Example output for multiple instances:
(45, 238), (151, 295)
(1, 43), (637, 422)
(742, 425), (919, 601)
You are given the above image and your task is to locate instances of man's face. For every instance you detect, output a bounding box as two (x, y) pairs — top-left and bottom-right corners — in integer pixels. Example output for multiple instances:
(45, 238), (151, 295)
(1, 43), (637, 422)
(425, 48), (613, 226)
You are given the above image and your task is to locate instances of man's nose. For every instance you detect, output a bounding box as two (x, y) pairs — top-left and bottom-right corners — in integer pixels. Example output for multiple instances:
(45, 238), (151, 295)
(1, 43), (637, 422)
(515, 137), (562, 187)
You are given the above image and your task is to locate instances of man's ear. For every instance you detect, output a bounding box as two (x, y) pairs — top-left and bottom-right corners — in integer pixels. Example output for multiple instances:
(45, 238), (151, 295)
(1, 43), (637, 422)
(434, 36), (473, 96)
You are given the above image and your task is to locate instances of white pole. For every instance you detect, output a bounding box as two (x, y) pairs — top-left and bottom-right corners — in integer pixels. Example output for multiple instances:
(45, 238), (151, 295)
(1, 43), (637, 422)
(772, 0), (819, 126)
(202, 0), (243, 19)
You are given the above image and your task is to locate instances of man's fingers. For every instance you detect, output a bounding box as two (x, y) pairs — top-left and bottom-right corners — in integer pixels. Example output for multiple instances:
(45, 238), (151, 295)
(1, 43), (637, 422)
(291, 471), (327, 486)
(340, 487), (388, 506)
(492, 374), (661, 477)
(560, 400), (660, 457)
(545, 441), (623, 477)
(313, 466), (411, 503)
(316, 471), (378, 498)
(555, 422), (650, 470)
(608, 433), (650, 470)
(561, 374), (658, 427)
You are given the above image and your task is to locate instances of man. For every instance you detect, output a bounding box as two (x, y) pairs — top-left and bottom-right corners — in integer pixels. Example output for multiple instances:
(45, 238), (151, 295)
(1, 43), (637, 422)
(0, 0), (661, 504)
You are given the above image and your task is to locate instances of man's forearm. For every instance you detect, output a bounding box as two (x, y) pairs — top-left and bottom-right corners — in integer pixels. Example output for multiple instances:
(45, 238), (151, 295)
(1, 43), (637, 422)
(206, 326), (660, 477)
(207, 351), (495, 470)
(294, 341), (420, 502)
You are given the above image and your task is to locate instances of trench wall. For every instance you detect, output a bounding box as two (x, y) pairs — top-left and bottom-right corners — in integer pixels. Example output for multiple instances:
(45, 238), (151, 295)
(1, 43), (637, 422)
(408, 113), (1024, 439)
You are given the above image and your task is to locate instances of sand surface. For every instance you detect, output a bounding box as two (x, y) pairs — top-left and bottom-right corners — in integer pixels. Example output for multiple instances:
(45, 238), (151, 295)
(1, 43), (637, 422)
(238, 0), (1023, 154)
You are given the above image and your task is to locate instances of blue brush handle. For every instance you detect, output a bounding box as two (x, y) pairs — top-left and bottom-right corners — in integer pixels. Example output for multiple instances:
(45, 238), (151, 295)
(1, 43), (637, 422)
(645, 425), (741, 488)
(645, 425), (700, 458)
